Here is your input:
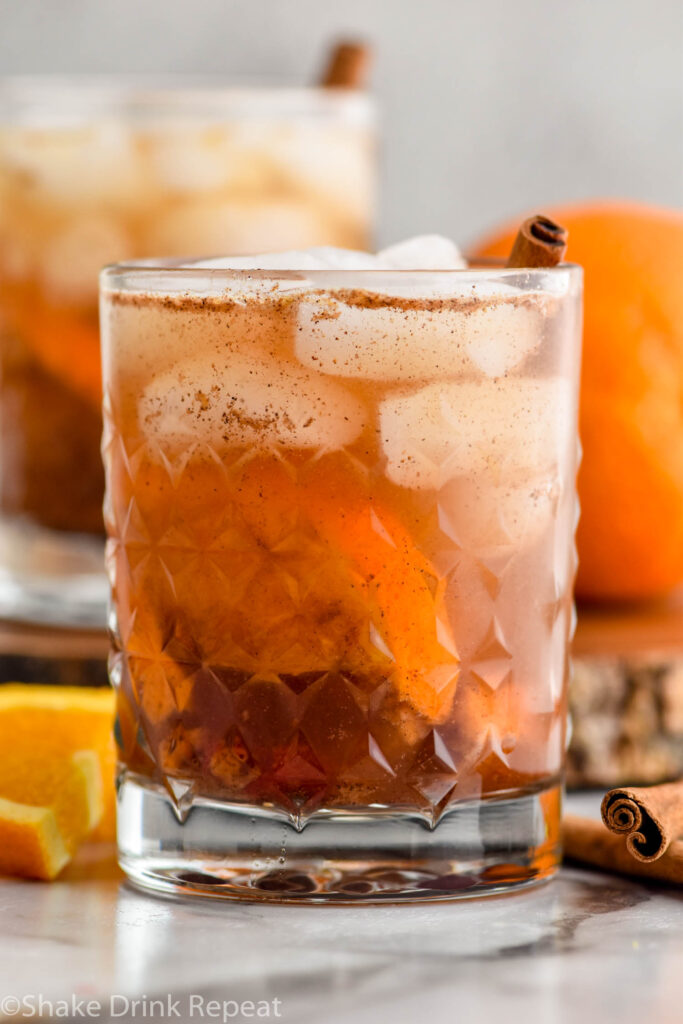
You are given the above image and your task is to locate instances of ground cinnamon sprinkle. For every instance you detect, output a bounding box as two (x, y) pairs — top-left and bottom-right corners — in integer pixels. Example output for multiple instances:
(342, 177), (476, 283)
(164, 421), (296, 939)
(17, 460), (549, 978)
(103, 284), (554, 318)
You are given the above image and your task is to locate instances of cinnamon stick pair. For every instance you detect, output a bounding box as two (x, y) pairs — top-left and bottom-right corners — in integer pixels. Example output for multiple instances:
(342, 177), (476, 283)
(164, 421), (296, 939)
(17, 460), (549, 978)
(565, 780), (683, 884)
(601, 782), (683, 862)
(563, 816), (683, 885)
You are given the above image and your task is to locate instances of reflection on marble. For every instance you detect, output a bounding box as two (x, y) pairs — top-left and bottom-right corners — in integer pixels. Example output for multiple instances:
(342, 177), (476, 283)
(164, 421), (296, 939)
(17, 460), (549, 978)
(0, 795), (681, 1024)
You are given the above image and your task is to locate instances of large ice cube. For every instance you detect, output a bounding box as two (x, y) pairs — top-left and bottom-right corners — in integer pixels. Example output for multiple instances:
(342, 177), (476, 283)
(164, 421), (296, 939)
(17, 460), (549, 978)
(193, 247), (378, 271)
(437, 475), (558, 552)
(100, 291), (304, 382)
(379, 377), (572, 490)
(458, 302), (545, 377)
(146, 130), (234, 192)
(268, 122), (373, 220)
(145, 123), (288, 194)
(195, 252), (323, 272)
(186, 235), (461, 275)
(295, 293), (542, 382)
(2, 124), (144, 206)
(139, 351), (368, 451)
(303, 247), (380, 270)
(376, 235), (466, 270)
(145, 197), (333, 259)
(192, 236), (462, 273)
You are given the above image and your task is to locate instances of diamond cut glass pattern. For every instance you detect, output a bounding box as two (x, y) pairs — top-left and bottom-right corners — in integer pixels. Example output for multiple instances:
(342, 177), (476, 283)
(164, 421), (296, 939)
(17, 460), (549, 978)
(107, 437), (570, 820)
(102, 264), (581, 867)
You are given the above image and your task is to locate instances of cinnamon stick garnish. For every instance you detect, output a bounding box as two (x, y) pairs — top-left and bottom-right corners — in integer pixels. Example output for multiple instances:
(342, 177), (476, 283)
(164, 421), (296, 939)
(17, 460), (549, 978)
(506, 215), (568, 268)
(601, 781), (683, 862)
(563, 816), (683, 885)
(320, 40), (372, 89)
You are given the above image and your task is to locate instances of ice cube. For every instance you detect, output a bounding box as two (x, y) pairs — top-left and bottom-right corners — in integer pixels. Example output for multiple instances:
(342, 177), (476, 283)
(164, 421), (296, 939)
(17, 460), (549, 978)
(188, 247), (380, 299)
(187, 237), (460, 274)
(145, 198), (334, 260)
(193, 247), (376, 271)
(437, 475), (558, 552)
(193, 252), (321, 271)
(379, 377), (572, 490)
(178, 236), (462, 279)
(310, 247), (380, 270)
(100, 292), (304, 380)
(3, 124), (144, 206)
(377, 235), (466, 270)
(147, 130), (234, 192)
(146, 122), (297, 195)
(41, 216), (130, 302)
(461, 302), (544, 377)
(296, 302), (460, 382)
(139, 350), (368, 451)
(295, 294), (542, 382)
(268, 122), (373, 221)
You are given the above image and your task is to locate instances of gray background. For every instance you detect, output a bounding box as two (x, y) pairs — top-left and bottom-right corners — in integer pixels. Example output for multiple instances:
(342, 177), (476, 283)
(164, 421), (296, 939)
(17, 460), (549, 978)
(2, 0), (682, 247)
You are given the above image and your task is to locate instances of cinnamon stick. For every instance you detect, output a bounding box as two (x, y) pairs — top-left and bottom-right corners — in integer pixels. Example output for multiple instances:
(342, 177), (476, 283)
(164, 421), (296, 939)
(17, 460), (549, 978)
(563, 815), (683, 885)
(601, 781), (683, 862)
(506, 215), (568, 268)
(320, 41), (372, 89)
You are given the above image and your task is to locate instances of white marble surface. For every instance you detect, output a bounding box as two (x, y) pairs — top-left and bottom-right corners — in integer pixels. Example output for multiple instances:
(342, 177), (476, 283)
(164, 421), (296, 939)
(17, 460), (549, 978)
(0, 794), (682, 1024)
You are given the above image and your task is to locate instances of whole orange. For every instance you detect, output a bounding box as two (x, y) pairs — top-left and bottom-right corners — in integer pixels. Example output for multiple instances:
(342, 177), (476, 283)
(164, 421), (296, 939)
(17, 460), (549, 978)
(473, 201), (683, 601)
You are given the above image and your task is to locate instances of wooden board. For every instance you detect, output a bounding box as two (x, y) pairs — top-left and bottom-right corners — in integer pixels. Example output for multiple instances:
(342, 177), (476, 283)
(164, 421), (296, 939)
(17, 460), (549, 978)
(570, 593), (683, 788)
(574, 591), (683, 658)
(0, 619), (108, 686)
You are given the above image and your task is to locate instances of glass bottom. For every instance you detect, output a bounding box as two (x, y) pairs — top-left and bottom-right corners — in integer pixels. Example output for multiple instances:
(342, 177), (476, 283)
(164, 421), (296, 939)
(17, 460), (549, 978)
(0, 518), (107, 627)
(118, 773), (562, 904)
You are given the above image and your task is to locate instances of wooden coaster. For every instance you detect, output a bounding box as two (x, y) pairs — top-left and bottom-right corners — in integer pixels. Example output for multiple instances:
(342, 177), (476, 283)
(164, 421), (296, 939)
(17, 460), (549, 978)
(570, 593), (683, 787)
(0, 619), (108, 687)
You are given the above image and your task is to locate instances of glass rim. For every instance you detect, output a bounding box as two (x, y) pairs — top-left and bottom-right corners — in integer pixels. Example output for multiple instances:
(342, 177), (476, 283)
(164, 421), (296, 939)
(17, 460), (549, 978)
(0, 74), (375, 125)
(102, 257), (582, 276)
(101, 259), (582, 297)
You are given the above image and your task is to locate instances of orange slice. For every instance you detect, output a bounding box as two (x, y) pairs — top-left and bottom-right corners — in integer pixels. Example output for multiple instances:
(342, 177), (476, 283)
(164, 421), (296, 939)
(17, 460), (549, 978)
(300, 460), (459, 720)
(0, 749), (102, 880)
(0, 685), (116, 842)
(0, 283), (102, 407)
(121, 450), (459, 721)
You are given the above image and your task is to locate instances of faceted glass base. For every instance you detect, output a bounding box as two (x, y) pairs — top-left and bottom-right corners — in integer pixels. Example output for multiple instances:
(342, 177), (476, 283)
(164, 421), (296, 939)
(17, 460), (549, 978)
(118, 774), (561, 904)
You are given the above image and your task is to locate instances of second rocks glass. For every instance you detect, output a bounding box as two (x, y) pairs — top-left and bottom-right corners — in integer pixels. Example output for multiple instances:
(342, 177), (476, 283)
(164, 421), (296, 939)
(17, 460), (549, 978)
(0, 78), (375, 625)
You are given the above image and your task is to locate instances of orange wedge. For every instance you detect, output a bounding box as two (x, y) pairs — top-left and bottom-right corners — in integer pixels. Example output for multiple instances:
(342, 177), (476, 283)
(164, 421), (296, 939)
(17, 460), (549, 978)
(0, 749), (102, 880)
(0, 685), (116, 843)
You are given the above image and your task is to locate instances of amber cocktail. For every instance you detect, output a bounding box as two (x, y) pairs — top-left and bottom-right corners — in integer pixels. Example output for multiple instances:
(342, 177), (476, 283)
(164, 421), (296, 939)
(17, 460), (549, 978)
(0, 79), (374, 624)
(101, 247), (582, 901)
